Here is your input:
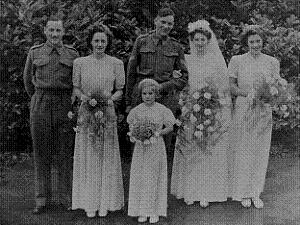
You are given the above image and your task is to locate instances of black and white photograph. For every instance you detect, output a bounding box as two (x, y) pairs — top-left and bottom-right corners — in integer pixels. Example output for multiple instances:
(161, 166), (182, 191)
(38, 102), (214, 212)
(0, 0), (299, 224)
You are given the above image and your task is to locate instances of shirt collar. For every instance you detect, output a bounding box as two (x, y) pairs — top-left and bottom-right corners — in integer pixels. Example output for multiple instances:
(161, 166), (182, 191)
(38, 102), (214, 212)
(45, 41), (64, 55)
(151, 32), (170, 46)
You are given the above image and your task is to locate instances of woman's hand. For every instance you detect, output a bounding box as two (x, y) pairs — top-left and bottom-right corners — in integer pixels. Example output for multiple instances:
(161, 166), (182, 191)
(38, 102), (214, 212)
(107, 99), (114, 106)
(80, 94), (90, 102)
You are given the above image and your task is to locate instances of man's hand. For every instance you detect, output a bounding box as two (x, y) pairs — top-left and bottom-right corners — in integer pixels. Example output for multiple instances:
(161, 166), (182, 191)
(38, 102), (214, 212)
(125, 106), (132, 114)
(71, 94), (77, 104)
(80, 94), (90, 102)
(172, 70), (182, 78)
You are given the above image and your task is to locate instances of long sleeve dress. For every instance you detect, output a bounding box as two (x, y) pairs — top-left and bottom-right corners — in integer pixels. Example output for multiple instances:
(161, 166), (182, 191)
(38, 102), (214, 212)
(71, 55), (125, 214)
(127, 102), (175, 217)
(228, 52), (280, 201)
(171, 52), (232, 203)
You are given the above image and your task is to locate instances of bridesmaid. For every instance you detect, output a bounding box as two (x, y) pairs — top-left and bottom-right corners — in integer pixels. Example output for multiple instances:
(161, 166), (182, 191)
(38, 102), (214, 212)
(71, 25), (125, 217)
(228, 25), (282, 209)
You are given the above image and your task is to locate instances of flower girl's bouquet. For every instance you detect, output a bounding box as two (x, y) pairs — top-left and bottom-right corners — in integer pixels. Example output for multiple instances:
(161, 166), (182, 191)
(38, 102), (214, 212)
(70, 90), (113, 137)
(127, 118), (159, 145)
(176, 79), (228, 155)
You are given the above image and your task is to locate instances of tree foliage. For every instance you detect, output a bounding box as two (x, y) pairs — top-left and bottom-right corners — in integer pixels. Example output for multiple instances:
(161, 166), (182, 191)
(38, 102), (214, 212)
(0, 0), (299, 153)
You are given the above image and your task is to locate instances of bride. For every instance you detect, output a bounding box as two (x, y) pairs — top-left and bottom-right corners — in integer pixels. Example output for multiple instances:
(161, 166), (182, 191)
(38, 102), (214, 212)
(171, 20), (232, 207)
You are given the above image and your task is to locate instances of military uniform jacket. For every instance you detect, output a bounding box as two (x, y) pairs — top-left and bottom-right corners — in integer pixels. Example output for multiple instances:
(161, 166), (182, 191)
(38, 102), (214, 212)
(23, 41), (79, 97)
(125, 32), (188, 107)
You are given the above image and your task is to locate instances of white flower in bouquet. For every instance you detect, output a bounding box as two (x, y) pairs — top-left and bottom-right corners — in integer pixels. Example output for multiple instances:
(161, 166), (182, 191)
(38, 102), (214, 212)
(182, 106), (189, 116)
(175, 119), (182, 126)
(204, 108), (212, 116)
(207, 126), (215, 133)
(265, 76), (276, 84)
(178, 99), (184, 106)
(247, 89), (256, 100)
(204, 92), (212, 100)
(287, 94), (292, 101)
(283, 112), (290, 118)
(270, 86), (279, 96)
(280, 105), (288, 112)
(183, 125), (190, 131)
(143, 139), (151, 145)
(193, 104), (201, 112)
(192, 91), (200, 100)
(190, 114), (197, 123)
(95, 110), (104, 119)
(194, 131), (203, 138)
(219, 99), (227, 105)
(73, 126), (79, 133)
(196, 124), (204, 130)
(271, 105), (280, 111)
(149, 136), (158, 144)
(204, 119), (211, 125)
(89, 98), (98, 107)
(67, 111), (74, 119)
(278, 78), (288, 87)
(103, 90), (111, 97)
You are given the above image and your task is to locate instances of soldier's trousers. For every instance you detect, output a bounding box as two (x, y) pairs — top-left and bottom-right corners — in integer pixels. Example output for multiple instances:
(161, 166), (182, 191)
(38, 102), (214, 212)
(30, 89), (74, 207)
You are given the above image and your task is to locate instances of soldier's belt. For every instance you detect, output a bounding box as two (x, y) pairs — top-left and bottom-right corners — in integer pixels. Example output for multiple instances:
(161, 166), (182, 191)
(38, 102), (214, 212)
(35, 88), (72, 95)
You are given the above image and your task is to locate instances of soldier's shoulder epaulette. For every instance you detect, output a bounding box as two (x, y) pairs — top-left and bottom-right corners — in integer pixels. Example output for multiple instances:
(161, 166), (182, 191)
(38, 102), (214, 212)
(137, 33), (150, 40)
(30, 43), (44, 51)
(170, 37), (180, 43)
(64, 45), (78, 52)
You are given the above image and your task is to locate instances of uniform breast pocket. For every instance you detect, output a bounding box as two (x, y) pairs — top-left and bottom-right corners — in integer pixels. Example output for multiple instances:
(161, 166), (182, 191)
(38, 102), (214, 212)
(162, 51), (178, 71)
(140, 47), (156, 69)
(59, 58), (73, 75)
(33, 58), (50, 77)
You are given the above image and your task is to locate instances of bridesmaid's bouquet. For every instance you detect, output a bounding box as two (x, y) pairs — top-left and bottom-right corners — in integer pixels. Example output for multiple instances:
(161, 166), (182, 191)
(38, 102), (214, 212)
(127, 118), (159, 145)
(244, 75), (294, 132)
(176, 79), (227, 155)
(251, 75), (292, 109)
(71, 90), (113, 137)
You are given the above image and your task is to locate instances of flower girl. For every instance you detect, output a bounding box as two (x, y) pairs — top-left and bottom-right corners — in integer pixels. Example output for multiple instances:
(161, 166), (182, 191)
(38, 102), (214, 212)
(127, 79), (175, 223)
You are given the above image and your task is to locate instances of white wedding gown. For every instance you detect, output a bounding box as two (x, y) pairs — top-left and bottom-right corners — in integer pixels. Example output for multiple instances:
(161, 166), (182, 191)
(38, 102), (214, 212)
(171, 51), (232, 203)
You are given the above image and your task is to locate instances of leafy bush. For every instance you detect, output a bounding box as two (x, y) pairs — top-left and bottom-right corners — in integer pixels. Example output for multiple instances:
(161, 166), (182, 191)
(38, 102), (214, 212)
(0, 0), (299, 153)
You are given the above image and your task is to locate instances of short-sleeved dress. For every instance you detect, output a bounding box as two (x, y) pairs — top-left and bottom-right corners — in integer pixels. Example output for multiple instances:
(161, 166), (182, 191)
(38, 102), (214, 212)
(71, 55), (125, 214)
(127, 102), (175, 217)
(228, 52), (280, 201)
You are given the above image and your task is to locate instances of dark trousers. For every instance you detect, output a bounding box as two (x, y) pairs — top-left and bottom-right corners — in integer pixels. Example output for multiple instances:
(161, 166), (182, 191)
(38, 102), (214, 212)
(30, 89), (74, 207)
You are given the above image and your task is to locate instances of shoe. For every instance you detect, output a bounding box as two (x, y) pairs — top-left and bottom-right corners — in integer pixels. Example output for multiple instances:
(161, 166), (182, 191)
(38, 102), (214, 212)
(186, 200), (194, 205)
(252, 197), (264, 209)
(138, 216), (147, 223)
(32, 206), (46, 215)
(86, 211), (96, 218)
(200, 201), (209, 208)
(149, 216), (159, 223)
(241, 198), (251, 208)
(98, 210), (108, 217)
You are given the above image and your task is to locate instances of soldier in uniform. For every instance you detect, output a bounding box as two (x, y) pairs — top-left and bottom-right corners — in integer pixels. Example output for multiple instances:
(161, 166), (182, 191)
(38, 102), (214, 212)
(125, 8), (188, 171)
(23, 16), (79, 214)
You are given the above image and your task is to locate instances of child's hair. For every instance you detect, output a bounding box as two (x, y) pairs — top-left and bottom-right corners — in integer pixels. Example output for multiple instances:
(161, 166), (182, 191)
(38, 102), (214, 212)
(138, 78), (160, 97)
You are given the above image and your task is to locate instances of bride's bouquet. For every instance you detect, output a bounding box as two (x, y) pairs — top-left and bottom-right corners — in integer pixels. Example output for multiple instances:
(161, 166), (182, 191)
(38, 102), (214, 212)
(127, 118), (159, 145)
(70, 90), (113, 137)
(176, 79), (227, 155)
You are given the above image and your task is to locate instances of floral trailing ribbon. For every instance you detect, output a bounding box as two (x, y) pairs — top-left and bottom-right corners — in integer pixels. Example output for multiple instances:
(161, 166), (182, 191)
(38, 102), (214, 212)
(176, 79), (229, 156)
